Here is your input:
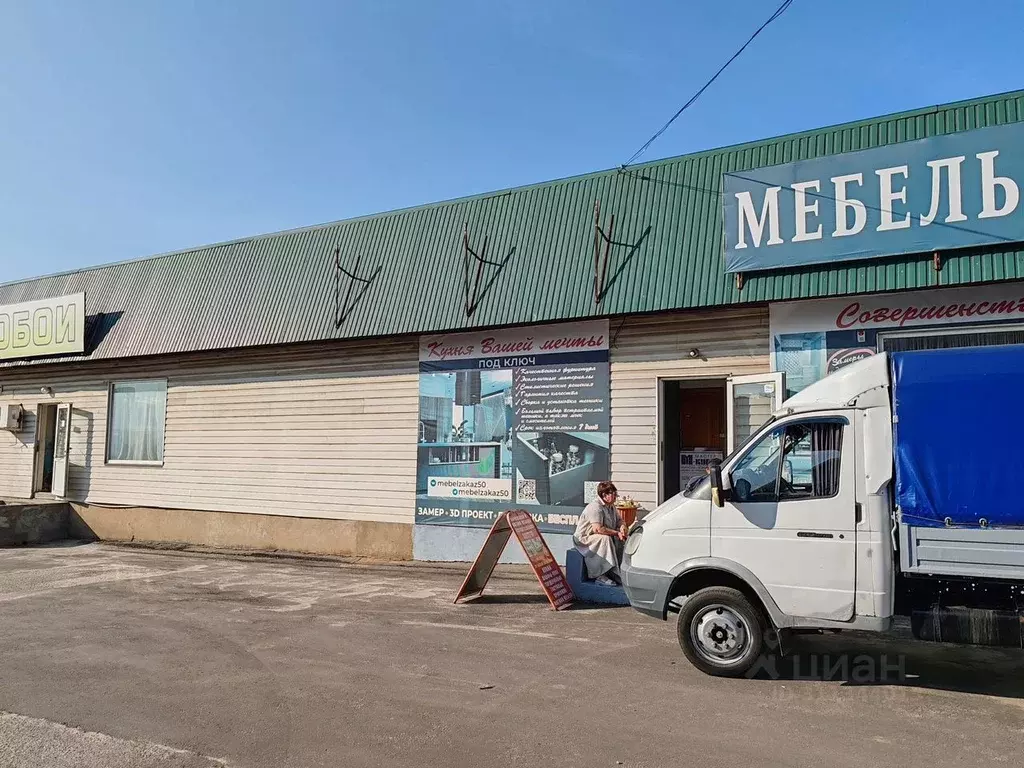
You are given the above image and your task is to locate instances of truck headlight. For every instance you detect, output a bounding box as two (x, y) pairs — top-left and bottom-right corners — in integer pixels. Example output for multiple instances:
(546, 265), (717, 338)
(624, 526), (643, 556)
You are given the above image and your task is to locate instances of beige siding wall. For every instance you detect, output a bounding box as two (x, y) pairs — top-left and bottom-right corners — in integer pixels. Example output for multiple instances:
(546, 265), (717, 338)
(0, 339), (419, 524)
(0, 308), (768, 534)
(609, 307), (770, 511)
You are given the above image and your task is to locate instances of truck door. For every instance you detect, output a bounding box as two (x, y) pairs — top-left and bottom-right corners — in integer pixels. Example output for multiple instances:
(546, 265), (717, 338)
(712, 414), (857, 621)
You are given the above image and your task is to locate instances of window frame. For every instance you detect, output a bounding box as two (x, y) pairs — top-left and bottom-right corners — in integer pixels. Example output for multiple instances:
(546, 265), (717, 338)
(777, 420), (845, 502)
(104, 378), (169, 467)
(728, 415), (848, 504)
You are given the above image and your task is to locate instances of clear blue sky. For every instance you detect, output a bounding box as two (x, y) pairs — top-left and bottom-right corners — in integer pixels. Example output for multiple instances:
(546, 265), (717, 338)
(2, 0), (1023, 283)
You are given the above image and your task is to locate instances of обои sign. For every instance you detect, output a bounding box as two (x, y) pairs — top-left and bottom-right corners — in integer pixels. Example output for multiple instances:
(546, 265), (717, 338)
(0, 293), (86, 360)
(723, 122), (1024, 273)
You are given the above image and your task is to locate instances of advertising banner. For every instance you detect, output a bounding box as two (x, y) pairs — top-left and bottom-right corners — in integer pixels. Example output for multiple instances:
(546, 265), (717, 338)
(770, 282), (1024, 397)
(0, 293), (86, 361)
(723, 122), (1024, 274)
(679, 450), (724, 489)
(416, 320), (610, 534)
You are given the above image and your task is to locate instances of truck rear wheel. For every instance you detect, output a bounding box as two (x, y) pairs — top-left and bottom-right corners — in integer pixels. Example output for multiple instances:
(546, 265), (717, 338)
(676, 586), (766, 678)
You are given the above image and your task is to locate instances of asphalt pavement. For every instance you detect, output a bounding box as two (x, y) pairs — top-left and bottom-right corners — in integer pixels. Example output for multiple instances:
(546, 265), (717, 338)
(0, 543), (1021, 768)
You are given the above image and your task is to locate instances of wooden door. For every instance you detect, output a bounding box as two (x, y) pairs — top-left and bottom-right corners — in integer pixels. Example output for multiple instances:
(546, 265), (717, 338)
(680, 388), (725, 452)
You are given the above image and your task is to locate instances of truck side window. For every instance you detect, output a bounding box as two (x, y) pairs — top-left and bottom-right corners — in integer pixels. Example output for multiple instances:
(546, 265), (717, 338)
(779, 422), (843, 500)
(730, 428), (783, 503)
(730, 421), (843, 503)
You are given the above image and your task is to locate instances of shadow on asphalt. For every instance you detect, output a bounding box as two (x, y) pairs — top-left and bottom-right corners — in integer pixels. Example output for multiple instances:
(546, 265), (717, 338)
(464, 593), (631, 611)
(744, 631), (1024, 698)
(462, 593), (552, 605)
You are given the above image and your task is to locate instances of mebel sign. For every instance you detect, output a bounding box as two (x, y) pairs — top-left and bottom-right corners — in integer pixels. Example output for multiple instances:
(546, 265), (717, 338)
(0, 293), (86, 360)
(723, 122), (1024, 273)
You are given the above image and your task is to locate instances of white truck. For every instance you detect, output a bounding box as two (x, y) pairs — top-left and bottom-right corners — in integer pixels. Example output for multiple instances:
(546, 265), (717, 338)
(621, 345), (1024, 677)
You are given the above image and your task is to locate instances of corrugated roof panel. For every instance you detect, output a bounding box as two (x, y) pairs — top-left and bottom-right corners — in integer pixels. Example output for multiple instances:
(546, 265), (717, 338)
(3, 89), (1024, 367)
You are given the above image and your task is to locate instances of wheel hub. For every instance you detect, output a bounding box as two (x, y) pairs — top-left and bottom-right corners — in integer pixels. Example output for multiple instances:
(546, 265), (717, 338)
(692, 604), (747, 662)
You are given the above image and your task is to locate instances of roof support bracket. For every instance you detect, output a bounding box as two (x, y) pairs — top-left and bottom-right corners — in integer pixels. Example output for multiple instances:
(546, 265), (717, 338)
(333, 246), (382, 329)
(933, 250), (943, 272)
(735, 272), (745, 292)
(610, 317), (627, 348)
(593, 200), (616, 304)
(463, 224), (515, 318)
(593, 201), (653, 304)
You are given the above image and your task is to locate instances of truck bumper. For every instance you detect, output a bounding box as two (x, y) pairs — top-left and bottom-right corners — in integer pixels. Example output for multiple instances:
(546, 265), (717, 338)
(620, 555), (673, 620)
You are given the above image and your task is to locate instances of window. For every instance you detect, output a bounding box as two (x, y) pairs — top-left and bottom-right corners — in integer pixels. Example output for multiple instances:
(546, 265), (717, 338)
(107, 380), (167, 464)
(730, 420), (843, 503)
(779, 421), (843, 500)
(730, 427), (783, 503)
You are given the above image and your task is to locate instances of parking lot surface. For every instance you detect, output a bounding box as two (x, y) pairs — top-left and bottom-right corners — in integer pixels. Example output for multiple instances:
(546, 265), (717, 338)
(0, 543), (1022, 767)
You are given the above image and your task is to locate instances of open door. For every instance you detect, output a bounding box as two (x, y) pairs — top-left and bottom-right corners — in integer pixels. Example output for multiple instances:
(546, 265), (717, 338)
(33, 403), (58, 495)
(51, 403), (72, 498)
(726, 373), (785, 454)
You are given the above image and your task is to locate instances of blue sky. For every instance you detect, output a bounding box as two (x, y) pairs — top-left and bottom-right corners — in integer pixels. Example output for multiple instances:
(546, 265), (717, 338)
(2, 0), (1023, 283)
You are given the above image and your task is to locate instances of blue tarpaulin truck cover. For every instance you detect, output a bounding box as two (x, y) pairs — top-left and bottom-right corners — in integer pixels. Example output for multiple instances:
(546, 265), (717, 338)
(892, 345), (1024, 529)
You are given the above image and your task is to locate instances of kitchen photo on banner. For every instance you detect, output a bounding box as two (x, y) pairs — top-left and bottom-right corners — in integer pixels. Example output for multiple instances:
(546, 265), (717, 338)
(415, 321), (610, 534)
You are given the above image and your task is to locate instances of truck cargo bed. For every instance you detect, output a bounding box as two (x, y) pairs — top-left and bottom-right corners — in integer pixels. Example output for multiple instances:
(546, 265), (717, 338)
(899, 522), (1024, 580)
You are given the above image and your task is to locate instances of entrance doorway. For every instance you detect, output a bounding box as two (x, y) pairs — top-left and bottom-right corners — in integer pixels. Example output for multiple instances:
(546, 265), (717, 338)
(34, 405), (58, 495)
(658, 372), (786, 504)
(660, 379), (727, 502)
(34, 402), (72, 498)
(33, 403), (58, 495)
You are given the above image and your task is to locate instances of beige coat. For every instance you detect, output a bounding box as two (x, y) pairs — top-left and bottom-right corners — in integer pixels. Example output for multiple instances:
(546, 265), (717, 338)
(573, 499), (623, 579)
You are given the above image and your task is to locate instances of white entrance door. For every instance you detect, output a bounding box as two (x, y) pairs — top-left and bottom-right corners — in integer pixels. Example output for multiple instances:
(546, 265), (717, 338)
(712, 414), (857, 621)
(726, 372), (785, 453)
(51, 403), (73, 498)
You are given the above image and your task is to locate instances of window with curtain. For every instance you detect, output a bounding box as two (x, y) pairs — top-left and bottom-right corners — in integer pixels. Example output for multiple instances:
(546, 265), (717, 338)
(779, 421), (843, 500)
(107, 380), (168, 464)
(729, 420), (843, 503)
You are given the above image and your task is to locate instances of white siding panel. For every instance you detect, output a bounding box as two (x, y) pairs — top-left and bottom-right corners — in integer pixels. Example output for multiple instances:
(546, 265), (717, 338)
(0, 339), (419, 524)
(609, 308), (770, 511)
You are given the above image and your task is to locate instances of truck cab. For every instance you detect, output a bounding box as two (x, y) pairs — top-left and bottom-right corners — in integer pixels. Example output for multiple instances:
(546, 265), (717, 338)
(621, 354), (898, 677)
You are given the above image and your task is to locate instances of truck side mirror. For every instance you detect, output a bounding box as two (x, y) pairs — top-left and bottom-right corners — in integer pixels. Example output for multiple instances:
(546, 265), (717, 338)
(709, 464), (725, 508)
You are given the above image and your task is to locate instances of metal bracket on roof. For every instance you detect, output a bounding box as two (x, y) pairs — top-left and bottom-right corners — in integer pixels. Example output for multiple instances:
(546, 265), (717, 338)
(463, 224), (515, 318)
(593, 201), (653, 304)
(593, 200), (615, 304)
(610, 317), (627, 348)
(933, 251), (943, 272)
(735, 272), (745, 292)
(333, 246), (382, 329)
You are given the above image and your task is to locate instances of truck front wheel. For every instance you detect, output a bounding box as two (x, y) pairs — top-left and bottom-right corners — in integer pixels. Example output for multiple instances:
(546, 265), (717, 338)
(676, 586), (767, 678)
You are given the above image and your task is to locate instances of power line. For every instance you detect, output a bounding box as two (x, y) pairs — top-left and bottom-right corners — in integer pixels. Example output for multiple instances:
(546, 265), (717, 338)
(621, 0), (795, 169)
(616, 165), (1016, 245)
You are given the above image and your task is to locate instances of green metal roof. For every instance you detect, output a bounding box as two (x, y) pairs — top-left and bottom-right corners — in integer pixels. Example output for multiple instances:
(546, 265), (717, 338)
(2, 88), (1023, 366)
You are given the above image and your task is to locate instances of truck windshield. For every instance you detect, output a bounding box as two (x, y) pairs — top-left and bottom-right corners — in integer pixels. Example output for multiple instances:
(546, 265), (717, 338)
(683, 415), (778, 499)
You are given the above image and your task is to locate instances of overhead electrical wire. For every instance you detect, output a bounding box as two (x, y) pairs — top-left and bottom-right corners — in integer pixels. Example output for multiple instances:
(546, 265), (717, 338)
(621, 0), (795, 169)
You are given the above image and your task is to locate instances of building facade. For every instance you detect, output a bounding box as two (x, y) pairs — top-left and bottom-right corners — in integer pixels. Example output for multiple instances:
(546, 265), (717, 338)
(1, 89), (1022, 563)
